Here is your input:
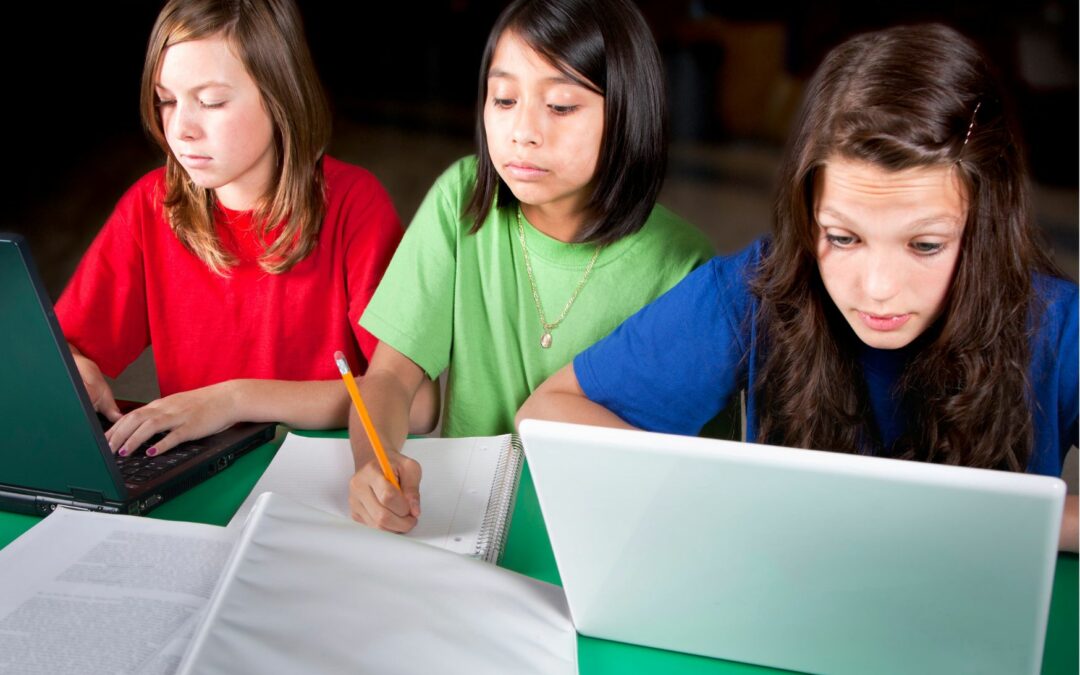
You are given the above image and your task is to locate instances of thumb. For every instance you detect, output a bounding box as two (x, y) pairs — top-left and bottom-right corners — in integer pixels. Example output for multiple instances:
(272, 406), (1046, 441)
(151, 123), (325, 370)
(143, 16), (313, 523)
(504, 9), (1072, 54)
(398, 458), (422, 518)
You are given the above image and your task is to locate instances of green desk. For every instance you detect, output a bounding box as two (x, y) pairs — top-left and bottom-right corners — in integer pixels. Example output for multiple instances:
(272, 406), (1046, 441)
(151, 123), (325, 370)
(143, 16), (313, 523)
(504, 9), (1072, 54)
(1, 429), (1076, 674)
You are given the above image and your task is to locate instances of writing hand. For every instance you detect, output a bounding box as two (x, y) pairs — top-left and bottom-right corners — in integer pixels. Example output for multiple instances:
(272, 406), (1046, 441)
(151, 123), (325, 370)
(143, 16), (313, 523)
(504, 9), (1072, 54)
(348, 452), (422, 533)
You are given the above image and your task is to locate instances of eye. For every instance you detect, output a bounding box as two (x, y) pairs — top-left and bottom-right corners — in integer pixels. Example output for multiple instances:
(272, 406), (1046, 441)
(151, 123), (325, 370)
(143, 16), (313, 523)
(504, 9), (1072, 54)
(548, 104), (579, 115)
(825, 233), (858, 248)
(492, 97), (515, 109)
(200, 100), (225, 109)
(156, 98), (176, 108)
(910, 241), (945, 256)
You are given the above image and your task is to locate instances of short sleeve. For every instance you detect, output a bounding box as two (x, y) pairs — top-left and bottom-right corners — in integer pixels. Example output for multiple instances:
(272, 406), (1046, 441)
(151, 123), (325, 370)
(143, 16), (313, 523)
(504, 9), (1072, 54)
(54, 180), (152, 378)
(574, 245), (759, 435)
(359, 161), (465, 379)
(337, 169), (403, 367)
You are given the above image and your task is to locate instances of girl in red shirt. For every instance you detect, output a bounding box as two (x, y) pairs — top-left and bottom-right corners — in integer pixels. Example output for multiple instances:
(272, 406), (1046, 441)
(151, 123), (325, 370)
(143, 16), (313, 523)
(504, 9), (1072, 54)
(58, 0), (404, 457)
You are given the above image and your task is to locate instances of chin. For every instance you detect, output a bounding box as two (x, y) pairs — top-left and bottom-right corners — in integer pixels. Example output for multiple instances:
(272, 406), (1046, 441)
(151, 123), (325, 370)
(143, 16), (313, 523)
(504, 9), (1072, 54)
(853, 330), (917, 350)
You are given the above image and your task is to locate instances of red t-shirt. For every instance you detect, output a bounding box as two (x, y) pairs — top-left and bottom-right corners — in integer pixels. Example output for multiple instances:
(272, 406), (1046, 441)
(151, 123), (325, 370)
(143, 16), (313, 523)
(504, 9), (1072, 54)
(56, 156), (402, 396)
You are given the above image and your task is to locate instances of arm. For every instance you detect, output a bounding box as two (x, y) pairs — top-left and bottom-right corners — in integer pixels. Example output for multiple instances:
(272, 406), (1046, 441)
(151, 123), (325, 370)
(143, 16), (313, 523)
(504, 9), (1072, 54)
(516, 363), (638, 431)
(103, 378), (354, 456)
(1061, 494), (1078, 553)
(69, 344), (122, 422)
(347, 342), (430, 533)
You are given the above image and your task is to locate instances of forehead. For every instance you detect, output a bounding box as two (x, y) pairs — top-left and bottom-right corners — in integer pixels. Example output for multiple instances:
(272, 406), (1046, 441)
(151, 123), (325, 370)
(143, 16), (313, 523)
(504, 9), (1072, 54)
(157, 34), (249, 87)
(487, 30), (583, 87)
(816, 155), (968, 218)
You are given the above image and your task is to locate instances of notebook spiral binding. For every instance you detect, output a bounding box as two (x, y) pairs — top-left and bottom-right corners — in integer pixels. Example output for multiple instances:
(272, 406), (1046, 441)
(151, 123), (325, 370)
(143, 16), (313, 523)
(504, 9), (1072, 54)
(474, 435), (525, 564)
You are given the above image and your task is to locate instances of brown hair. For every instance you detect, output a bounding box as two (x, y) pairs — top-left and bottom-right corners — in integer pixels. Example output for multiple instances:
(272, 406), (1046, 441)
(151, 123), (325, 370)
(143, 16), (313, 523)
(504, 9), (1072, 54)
(754, 23), (1061, 470)
(140, 0), (331, 274)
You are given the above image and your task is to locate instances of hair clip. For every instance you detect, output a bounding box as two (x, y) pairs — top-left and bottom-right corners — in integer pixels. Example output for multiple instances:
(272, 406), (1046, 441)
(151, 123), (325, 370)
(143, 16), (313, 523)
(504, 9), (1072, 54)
(962, 101), (982, 148)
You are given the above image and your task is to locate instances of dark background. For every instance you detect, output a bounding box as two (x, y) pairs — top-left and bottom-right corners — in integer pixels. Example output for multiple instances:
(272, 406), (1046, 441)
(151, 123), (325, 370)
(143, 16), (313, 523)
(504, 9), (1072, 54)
(4, 1), (1076, 297)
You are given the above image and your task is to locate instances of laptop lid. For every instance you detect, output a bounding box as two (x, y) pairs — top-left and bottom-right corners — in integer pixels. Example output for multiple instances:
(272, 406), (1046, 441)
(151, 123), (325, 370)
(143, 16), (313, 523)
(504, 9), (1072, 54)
(0, 233), (275, 515)
(519, 419), (1065, 675)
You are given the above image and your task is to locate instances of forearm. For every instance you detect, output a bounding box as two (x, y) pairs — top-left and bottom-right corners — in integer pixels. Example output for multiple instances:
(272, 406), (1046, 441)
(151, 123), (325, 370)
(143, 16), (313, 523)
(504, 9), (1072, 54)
(226, 379), (352, 430)
(1060, 494), (1078, 553)
(517, 364), (638, 431)
(349, 370), (414, 469)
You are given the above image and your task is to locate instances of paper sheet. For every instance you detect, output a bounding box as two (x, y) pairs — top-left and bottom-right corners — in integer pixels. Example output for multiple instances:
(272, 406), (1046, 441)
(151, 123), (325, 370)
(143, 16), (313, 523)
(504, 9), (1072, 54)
(228, 433), (509, 557)
(181, 493), (577, 675)
(0, 508), (232, 675)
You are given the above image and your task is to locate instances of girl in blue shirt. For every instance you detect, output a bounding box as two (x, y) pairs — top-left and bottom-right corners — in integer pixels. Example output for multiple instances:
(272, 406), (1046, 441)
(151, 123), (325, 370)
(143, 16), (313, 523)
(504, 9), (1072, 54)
(518, 24), (1079, 552)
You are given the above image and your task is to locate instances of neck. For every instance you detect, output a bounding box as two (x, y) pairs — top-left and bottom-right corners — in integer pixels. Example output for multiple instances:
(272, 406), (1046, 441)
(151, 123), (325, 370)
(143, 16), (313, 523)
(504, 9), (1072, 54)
(519, 202), (588, 243)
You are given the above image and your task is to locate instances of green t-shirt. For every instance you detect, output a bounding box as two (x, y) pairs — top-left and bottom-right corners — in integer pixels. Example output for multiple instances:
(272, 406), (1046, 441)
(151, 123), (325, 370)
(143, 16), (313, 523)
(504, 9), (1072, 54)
(361, 156), (714, 437)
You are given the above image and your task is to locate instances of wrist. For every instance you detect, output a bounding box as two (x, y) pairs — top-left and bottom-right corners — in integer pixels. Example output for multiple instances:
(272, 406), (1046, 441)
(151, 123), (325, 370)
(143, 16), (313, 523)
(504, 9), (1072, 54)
(221, 379), (249, 420)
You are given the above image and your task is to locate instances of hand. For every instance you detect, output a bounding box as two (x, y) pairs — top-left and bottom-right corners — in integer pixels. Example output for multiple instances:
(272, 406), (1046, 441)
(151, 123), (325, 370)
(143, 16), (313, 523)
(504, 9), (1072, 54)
(348, 452), (422, 533)
(105, 382), (238, 457)
(71, 350), (122, 422)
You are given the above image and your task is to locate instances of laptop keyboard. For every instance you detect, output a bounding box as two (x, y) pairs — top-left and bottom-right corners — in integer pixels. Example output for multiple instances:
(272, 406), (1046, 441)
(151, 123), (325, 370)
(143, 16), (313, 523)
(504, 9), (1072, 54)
(116, 442), (209, 484)
(98, 414), (210, 485)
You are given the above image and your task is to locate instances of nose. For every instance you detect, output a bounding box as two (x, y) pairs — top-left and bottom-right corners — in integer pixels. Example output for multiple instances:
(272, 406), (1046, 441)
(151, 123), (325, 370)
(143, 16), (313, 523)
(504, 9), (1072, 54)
(511, 104), (541, 147)
(165, 101), (201, 142)
(861, 248), (902, 304)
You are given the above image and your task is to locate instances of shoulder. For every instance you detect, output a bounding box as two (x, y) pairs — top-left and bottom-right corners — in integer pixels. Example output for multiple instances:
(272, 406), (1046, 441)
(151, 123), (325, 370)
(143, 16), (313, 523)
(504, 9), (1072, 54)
(1033, 273), (1078, 311)
(708, 237), (767, 294)
(1031, 272), (1078, 343)
(117, 167), (167, 209)
(429, 155), (480, 202)
(321, 155), (391, 202)
(98, 167), (169, 241)
(404, 155), (482, 237)
(637, 204), (714, 257)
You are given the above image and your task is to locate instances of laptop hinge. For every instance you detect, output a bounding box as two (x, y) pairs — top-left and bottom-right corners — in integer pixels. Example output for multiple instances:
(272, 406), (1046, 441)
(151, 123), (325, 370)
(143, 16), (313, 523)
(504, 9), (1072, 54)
(69, 487), (106, 504)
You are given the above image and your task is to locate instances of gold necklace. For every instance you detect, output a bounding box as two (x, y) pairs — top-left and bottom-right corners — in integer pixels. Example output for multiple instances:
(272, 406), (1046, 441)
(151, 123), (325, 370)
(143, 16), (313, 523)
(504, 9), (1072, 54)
(516, 208), (601, 349)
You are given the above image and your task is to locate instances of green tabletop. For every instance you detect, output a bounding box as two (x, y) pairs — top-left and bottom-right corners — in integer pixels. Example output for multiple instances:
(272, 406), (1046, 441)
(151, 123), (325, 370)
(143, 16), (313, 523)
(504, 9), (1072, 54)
(1, 428), (1076, 675)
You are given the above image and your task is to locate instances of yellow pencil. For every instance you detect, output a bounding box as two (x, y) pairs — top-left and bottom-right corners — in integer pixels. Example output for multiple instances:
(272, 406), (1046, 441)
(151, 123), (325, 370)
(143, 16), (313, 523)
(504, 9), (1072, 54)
(334, 351), (400, 490)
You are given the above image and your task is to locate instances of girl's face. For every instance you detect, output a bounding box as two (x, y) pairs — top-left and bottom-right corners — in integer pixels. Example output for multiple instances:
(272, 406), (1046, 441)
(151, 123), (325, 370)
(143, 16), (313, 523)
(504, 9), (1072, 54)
(815, 155), (968, 350)
(155, 35), (275, 211)
(484, 30), (605, 223)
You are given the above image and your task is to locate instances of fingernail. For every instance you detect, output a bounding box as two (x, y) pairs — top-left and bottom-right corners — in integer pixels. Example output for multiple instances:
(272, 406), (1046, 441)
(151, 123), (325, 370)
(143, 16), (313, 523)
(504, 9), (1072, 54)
(118, 447), (129, 457)
(146, 447), (157, 457)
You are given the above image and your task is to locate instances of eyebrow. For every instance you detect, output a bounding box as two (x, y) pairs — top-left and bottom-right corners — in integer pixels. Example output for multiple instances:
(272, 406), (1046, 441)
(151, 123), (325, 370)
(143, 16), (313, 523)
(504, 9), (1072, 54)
(154, 81), (234, 94)
(486, 68), (580, 87)
(817, 208), (963, 231)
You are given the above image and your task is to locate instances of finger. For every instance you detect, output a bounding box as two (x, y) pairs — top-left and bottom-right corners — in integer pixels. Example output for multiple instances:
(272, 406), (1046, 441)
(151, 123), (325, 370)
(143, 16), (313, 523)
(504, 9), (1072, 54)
(398, 458), (423, 518)
(118, 414), (170, 458)
(108, 411), (141, 454)
(358, 466), (417, 532)
(145, 428), (190, 457)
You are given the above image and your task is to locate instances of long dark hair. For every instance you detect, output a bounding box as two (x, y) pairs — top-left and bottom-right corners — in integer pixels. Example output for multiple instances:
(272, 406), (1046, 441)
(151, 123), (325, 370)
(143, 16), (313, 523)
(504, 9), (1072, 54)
(464, 0), (667, 245)
(754, 23), (1061, 470)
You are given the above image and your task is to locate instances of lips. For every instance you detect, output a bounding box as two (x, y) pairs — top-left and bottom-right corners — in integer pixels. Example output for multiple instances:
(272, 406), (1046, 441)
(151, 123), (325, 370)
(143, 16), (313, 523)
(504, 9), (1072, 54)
(180, 153), (213, 168)
(504, 161), (548, 180)
(858, 312), (911, 331)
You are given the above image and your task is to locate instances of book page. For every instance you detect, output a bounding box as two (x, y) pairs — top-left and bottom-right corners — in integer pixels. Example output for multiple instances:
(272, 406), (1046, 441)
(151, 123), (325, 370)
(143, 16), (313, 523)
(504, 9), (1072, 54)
(0, 508), (232, 675)
(228, 434), (508, 557)
(180, 493), (576, 675)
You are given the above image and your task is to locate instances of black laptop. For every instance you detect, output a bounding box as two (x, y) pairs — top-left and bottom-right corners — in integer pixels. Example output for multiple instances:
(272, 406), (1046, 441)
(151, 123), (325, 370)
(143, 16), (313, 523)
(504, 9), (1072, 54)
(0, 233), (276, 516)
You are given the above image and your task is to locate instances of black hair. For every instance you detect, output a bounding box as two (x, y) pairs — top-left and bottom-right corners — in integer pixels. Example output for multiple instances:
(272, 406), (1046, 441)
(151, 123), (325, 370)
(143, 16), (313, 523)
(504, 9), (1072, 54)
(465, 0), (667, 245)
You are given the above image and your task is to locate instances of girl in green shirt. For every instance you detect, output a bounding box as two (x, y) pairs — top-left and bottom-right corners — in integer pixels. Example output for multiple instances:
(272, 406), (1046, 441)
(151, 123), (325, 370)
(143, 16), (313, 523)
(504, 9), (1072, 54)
(347, 0), (713, 533)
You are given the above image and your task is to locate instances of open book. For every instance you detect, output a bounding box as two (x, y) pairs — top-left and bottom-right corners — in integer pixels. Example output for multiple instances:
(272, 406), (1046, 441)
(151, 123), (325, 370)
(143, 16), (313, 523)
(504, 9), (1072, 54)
(0, 494), (576, 674)
(229, 433), (523, 563)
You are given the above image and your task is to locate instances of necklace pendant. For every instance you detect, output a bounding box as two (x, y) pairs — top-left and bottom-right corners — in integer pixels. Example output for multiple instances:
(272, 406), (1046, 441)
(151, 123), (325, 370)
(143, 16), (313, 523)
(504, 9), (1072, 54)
(540, 332), (553, 349)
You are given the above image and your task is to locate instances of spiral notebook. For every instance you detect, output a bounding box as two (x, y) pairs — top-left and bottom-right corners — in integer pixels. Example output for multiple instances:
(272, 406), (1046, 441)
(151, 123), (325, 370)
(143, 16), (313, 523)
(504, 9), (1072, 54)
(229, 433), (523, 563)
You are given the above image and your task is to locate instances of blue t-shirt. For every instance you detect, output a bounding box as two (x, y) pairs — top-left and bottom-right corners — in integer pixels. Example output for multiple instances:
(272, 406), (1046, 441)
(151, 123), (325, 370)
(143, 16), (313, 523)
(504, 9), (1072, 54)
(575, 238), (1079, 476)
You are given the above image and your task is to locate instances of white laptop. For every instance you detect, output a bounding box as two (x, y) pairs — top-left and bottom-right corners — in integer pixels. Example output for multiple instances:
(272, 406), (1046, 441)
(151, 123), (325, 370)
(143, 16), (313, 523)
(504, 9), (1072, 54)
(519, 419), (1065, 675)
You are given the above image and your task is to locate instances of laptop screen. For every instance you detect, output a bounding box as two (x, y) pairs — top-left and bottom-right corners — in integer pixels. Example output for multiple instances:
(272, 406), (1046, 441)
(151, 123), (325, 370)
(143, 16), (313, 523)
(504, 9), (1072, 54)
(0, 234), (124, 501)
